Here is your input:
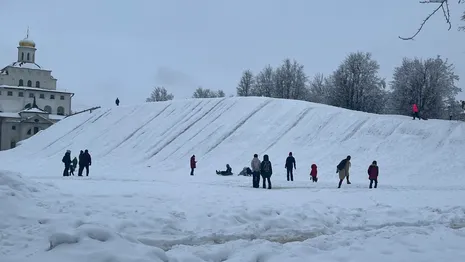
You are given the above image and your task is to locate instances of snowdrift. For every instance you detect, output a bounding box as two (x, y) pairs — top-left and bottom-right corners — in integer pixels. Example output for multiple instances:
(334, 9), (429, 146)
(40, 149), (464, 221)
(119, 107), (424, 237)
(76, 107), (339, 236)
(1, 97), (465, 185)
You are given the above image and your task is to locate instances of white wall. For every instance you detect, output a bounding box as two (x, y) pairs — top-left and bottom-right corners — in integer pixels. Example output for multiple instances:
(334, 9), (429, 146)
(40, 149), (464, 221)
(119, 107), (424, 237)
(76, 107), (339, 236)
(0, 67), (57, 90)
(0, 87), (72, 115)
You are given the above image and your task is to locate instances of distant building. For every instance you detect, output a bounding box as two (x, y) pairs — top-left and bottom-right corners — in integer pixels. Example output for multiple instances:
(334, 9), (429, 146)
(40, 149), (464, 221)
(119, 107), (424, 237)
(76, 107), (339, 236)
(0, 33), (74, 150)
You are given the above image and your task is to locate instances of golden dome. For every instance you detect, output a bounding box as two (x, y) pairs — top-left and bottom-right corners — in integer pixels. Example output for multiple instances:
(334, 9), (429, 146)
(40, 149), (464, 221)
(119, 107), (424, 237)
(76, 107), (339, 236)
(19, 38), (36, 48)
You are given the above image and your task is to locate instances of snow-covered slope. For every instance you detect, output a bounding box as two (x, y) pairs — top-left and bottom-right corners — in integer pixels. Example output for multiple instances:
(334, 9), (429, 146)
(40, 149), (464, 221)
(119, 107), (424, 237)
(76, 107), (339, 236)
(2, 97), (465, 185)
(2, 97), (465, 262)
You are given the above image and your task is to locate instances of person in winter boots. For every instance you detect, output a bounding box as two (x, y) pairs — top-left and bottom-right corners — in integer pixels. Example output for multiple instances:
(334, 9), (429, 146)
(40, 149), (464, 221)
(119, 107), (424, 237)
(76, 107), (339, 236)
(251, 154), (261, 188)
(82, 149), (92, 176)
(78, 150), (84, 176)
(216, 164), (233, 176)
(310, 164), (318, 182)
(336, 155), (351, 188)
(62, 150), (72, 177)
(260, 154), (273, 189)
(368, 161), (379, 188)
(412, 103), (420, 120)
(285, 152), (296, 181)
(190, 155), (196, 176)
(70, 156), (78, 176)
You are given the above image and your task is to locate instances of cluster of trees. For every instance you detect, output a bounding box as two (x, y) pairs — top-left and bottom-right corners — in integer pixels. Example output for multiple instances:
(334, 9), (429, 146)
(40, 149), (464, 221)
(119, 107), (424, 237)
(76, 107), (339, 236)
(146, 87), (226, 102)
(235, 52), (461, 120)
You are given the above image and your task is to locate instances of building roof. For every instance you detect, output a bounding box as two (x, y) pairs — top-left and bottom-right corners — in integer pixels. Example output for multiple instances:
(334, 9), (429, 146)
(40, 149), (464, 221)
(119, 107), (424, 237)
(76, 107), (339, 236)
(0, 112), (65, 120)
(0, 85), (74, 95)
(19, 38), (36, 48)
(20, 107), (48, 114)
(7, 61), (43, 70)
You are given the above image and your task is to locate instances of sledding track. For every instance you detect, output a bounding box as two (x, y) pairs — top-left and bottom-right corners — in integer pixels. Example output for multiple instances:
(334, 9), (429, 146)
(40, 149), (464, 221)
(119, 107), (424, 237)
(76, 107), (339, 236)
(2, 97), (465, 184)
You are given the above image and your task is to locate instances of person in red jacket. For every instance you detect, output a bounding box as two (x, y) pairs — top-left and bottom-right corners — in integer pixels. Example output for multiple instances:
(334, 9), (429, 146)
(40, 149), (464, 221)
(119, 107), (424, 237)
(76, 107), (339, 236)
(368, 161), (379, 188)
(412, 103), (420, 120)
(190, 155), (197, 176)
(310, 164), (318, 182)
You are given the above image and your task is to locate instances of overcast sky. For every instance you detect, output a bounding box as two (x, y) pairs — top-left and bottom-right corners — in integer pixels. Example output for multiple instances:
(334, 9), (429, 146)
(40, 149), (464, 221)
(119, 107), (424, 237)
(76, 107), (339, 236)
(1, 0), (464, 110)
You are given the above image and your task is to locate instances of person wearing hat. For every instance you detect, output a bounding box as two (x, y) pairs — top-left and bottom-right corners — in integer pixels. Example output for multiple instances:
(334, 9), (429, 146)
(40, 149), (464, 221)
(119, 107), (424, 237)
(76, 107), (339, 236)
(62, 150), (72, 177)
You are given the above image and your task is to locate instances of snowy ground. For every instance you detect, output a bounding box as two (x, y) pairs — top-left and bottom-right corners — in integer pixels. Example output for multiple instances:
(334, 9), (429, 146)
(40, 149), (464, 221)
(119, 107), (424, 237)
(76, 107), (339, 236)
(2, 97), (465, 261)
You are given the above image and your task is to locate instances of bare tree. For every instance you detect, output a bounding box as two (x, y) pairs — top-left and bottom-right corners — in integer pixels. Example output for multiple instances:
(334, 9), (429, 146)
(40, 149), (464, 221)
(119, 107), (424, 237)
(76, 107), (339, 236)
(236, 70), (255, 96)
(252, 65), (275, 97)
(400, 0), (464, 40)
(274, 59), (308, 100)
(146, 86), (174, 102)
(389, 56), (460, 119)
(326, 52), (386, 113)
(192, 87), (225, 98)
(308, 73), (330, 104)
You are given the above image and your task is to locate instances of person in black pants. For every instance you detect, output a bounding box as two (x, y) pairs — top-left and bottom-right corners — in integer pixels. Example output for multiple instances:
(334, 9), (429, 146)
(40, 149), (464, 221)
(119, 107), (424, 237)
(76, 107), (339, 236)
(62, 150), (71, 176)
(285, 152), (296, 181)
(78, 150), (92, 176)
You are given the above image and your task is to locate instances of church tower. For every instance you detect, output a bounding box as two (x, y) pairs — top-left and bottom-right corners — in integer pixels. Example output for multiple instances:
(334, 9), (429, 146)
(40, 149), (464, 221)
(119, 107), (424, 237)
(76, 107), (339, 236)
(17, 28), (36, 64)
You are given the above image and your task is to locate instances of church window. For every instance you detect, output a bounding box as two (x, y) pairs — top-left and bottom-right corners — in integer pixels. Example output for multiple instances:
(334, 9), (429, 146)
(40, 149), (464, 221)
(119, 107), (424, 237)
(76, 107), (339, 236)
(7, 91), (13, 96)
(27, 80), (32, 87)
(27, 129), (31, 135)
(57, 106), (65, 116)
(24, 103), (31, 109)
(44, 105), (52, 113)
(60, 95), (65, 100)
(34, 119), (39, 123)
(29, 93), (34, 98)
(39, 94), (45, 99)
(34, 127), (39, 134)
(50, 95), (55, 99)
(18, 92), (23, 97)
(12, 125), (16, 130)
(19, 79), (24, 86)
(10, 140), (16, 149)
(21, 53), (24, 60)
(27, 53), (30, 61)
(35, 81), (40, 88)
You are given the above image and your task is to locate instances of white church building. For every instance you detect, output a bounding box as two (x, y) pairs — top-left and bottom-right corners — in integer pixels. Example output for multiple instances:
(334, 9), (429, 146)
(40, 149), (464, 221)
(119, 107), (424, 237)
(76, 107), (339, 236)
(0, 34), (74, 150)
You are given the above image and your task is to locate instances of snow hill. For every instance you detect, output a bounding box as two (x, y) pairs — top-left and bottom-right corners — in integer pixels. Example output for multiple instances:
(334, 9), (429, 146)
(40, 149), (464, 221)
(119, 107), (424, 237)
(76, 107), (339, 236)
(2, 97), (465, 185)
(2, 97), (465, 262)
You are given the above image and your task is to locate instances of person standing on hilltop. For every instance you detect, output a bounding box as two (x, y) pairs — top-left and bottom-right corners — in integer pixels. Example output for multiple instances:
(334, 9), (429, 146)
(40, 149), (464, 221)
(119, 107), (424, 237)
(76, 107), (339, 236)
(115, 98), (120, 106)
(285, 152), (296, 181)
(190, 155), (196, 176)
(412, 103), (420, 120)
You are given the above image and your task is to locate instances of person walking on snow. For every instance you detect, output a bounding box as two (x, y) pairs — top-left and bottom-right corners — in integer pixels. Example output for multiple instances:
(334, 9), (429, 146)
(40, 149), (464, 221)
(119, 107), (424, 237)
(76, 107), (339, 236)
(260, 154), (273, 189)
(368, 161), (379, 188)
(412, 103), (420, 120)
(190, 155), (196, 176)
(337, 155), (351, 188)
(78, 150), (84, 176)
(310, 164), (318, 182)
(285, 152), (296, 181)
(62, 150), (72, 177)
(251, 154), (261, 188)
(115, 98), (120, 106)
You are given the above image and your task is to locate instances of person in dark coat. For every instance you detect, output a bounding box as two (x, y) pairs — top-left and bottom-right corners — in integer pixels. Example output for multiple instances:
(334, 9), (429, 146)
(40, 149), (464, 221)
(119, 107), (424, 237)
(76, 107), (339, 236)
(115, 98), (120, 106)
(368, 161), (379, 188)
(285, 152), (296, 181)
(337, 155), (351, 188)
(216, 164), (233, 176)
(78, 150), (84, 176)
(82, 149), (92, 176)
(310, 164), (318, 182)
(260, 154), (273, 189)
(190, 155), (196, 176)
(70, 156), (78, 176)
(62, 150), (72, 176)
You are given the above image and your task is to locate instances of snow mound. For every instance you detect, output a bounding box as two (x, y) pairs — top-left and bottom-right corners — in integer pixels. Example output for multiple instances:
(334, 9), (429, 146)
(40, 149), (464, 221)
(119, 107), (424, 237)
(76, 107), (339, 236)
(0, 170), (44, 198)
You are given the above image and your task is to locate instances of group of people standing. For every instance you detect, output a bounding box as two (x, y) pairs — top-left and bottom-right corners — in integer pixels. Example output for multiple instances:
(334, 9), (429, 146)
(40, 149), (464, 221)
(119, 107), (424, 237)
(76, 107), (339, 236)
(189, 153), (380, 189)
(62, 149), (92, 177)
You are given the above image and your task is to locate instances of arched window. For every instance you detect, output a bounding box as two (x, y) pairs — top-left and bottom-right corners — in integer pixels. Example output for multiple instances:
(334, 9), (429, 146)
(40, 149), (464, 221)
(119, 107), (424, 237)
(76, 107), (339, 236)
(35, 81), (40, 88)
(21, 53), (24, 60)
(27, 53), (30, 61)
(19, 79), (24, 86)
(34, 127), (39, 134)
(57, 106), (65, 116)
(24, 103), (31, 109)
(44, 105), (52, 113)
(27, 80), (32, 87)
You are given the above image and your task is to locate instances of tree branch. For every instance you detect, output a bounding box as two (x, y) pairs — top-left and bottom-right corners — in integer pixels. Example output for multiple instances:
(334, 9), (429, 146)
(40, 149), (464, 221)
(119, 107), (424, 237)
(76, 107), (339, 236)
(399, 0), (452, 40)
